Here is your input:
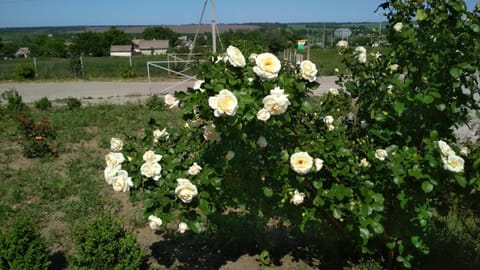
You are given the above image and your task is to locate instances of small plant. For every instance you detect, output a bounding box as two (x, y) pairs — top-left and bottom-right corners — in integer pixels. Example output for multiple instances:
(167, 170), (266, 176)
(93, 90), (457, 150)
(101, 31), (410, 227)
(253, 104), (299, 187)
(16, 113), (57, 158)
(1, 89), (27, 113)
(145, 94), (165, 111)
(15, 64), (36, 80)
(0, 215), (51, 270)
(66, 97), (82, 110)
(34, 97), (52, 111)
(68, 214), (143, 270)
(120, 64), (136, 79)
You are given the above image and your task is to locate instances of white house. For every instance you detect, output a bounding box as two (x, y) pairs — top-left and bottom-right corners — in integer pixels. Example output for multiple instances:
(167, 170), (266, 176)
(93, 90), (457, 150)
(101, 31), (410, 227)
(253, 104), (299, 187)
(110, 45), (133, 57)
(132, 39), (169, 55)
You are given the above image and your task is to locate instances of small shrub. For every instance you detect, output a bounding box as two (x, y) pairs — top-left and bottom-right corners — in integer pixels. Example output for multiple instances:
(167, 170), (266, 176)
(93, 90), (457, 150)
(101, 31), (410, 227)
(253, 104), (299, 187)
(68, 214), (143, 270)
(15, 64), (36, 80)
(120, 64), (136, 79)
(34, 97), (52, 111)
(145, 94), (165, 111)
(66, 97), (82, 110)
(1, 89), (27, 113)
(0, 216), (51, 270)
(16, 113), (57, 158)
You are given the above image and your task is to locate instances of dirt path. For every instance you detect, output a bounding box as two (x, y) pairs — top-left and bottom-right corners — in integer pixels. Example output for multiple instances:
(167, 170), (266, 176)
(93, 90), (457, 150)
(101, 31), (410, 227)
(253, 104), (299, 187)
(0, 76), (338, 104)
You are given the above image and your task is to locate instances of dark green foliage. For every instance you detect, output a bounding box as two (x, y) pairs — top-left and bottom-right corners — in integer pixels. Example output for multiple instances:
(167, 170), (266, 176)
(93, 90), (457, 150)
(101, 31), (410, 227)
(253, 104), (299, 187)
(68, 214), (143, 270)
(119, 64), (136, 79)
(15, 63), (36, 80)
(145, 94), (166, 111)
(66, 97), (82, 110)
(34, 96), (52, 111)
(0, 216), (51, 270)
(0, 89), (27, 113)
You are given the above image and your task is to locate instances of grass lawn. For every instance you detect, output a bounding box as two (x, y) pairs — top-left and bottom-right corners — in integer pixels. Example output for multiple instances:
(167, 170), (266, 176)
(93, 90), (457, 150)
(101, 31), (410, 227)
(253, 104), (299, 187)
(0, 97), (479, 269)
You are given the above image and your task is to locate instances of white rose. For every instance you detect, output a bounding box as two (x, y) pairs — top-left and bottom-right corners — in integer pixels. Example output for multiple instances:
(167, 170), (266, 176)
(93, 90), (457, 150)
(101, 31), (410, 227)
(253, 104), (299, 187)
(299, 60), (318, 82)
(437, 140), (454, 157)
(175, 178), (198, 203)
(393, 22), (403, 32)
(355, 46), (367, 64)
(188, 162), (202, 176)
(442, 154), (464, 173)
(248, 53), (258, 62)
(324, 115), (334, 125)
(290, 152), (314, 175)
(105, 152), (125, 167)
(329, 88), (339, 96)
(291, 189), (305, 205)
(112, 170), (133, 192)
(336, 40), (348, 50)
(327, 124), (335, 131)
(164, 94), (179, 109)
(153, 128), (169, 142)
(140, 162), (162, 180)
(262, 87), (290, 115)
(208, 89), (238, 117)
(253, 52), (281, 80)
(375, 149), (388, 161)
(143, 150), (162, 163)
(104, 165), (121, 185)
(148, 215), (163, 230)
(193, 79), (205, 92)
(315, 158), (324, 172)
(178, 222), (189, 233)
(257, 136), (268, 148)
(110, 137), (123, 152)
(203, 123), (221, 143)
(226, 151), (235, 160)
(257, 108), (271, 122)
(359, 158), (370, 167)
(226, 45), (246, 67)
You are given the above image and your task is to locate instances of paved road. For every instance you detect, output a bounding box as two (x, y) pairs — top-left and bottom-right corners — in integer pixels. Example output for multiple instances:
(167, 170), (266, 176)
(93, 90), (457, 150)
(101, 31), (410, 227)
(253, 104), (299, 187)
(0, 76), (338, 104)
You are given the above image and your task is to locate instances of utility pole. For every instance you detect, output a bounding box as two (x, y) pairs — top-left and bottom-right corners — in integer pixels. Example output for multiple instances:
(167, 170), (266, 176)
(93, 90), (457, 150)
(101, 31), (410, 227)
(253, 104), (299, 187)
(211, 0), (217, 54)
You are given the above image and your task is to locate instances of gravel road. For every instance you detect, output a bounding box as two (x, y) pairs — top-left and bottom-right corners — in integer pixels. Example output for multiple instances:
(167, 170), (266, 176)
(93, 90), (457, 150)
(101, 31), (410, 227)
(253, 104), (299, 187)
(0, 76), (338, 104)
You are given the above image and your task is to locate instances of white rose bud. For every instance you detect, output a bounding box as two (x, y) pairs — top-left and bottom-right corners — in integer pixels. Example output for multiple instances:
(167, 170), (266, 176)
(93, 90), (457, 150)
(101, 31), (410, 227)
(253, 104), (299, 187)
(257, 108), (271, 122)
(226, 45), (246, 67)
(393, 22), (403, 32)
(226, 151), (235, 160)
(148, 215), (163, 230)
(110, 137), (123, 152)
(257, 136), (268, 148)
(359, 158), (370, 167)
(291, 189), (305, 205)
(178, 222), (188, 234)
(315, 158), (324, 172)
(375, 149), (388, 161)
(324, 115), (334, 125)
(188, 162), (202, 176)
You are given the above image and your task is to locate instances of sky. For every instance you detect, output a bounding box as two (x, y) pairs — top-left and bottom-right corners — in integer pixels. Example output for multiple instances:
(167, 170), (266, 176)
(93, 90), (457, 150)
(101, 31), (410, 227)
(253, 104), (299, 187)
(0, 0), (478, 28)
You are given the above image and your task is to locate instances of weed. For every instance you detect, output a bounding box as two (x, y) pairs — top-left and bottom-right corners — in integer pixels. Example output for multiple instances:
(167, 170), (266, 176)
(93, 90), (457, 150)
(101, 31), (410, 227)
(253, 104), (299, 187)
(34, 97), (52, 111)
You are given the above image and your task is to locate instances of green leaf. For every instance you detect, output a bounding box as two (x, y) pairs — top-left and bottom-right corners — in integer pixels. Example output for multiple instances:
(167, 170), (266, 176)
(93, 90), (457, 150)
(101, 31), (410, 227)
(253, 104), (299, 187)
(449, 67), (462, 79)
(332, 208), (342, 219)
(416, 9), (427, 21)
(421, 95), (434, 104)
(470, 24), (480, 33)
(455, 175), (467, 188)
(421, 181), (433, 193)
(371, 221), (384, 234)
(359, 227), (370, 240)
(394, 101), (405, 116)
(263, 187), (273, 198)
(436, 103), (446, 111)
(189, 221), (202, 234)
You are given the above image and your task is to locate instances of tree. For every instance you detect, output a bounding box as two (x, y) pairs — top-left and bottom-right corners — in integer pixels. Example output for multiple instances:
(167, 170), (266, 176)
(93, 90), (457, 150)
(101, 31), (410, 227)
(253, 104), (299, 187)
(142, 26), (178, 47)
(104, 27), (131, 46)
(70, 32), (108, 57)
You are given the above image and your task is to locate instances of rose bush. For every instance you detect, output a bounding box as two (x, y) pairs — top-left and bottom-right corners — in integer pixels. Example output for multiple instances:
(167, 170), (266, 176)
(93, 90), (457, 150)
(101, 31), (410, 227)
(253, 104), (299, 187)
(104, 1), (479, 268)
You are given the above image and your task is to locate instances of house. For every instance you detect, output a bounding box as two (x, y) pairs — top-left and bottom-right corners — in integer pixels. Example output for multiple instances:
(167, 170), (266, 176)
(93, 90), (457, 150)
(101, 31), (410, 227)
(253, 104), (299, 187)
(110, 45), (133, 57)
(132, 39), (169, 55)
(15, 47), (31, 58)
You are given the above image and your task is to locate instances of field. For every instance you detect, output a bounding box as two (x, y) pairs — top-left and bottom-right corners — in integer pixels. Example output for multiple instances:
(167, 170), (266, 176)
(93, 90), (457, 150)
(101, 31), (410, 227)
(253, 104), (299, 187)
(0, 94), (479, 269)
(0, 47), (351, 81)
